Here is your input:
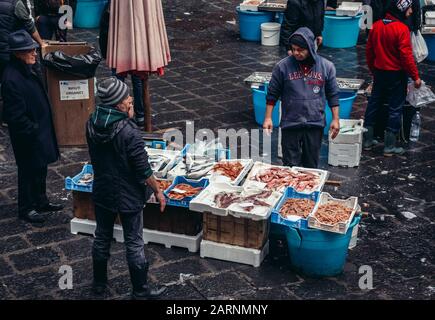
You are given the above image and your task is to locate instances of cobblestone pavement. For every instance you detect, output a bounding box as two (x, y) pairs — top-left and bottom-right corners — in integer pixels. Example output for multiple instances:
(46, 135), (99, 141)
(0, 0), (434, 300)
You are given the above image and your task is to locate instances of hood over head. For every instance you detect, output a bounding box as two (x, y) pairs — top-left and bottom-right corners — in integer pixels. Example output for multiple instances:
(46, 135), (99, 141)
(288, 27), (318, 63)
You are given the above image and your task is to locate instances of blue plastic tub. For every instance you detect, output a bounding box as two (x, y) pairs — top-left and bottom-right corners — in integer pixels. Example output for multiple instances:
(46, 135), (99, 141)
(285, 216), (361, 277)
(65, 164), (94, 193)
(271, 188), (320, 232)
(164, 176), (209, 208)
(324, 92), (357, 135)
(322, 12), (362, 48)
(252, 86), (281, 127)
(423, 34), (435, 62)
(236, 6), (274, 42)
(74, 0), (107, 29)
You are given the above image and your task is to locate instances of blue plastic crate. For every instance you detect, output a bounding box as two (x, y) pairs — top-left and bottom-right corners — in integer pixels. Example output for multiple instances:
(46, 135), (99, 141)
(164, 176), (209, 208)
(65, 164), (94, 193)
(271, 187), (320, 230)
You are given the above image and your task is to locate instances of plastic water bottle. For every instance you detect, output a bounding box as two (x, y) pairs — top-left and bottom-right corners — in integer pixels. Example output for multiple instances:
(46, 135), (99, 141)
(410, 111), (421, 142)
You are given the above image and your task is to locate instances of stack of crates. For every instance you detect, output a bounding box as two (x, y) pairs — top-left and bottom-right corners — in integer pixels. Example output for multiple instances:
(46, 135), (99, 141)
(328, 119), (364, 168)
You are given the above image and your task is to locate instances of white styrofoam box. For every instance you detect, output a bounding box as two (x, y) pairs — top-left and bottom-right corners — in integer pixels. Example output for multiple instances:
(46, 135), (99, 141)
(189, 183), (243, 216)
(209, 159), (254, 186)
(70, 218), (124, 243)
(228, 189), (283, 221)
(143, 229), (202, 253)
(243, 162), (328, 194)
(308, 192), (359, 235)
(239, 0), (263, 11)
(146, 148), (183, 179)
(329, 142), (361, 167)
(329, 119), (364, 144)
(336, 2), (362, 16)
(200, 240), (269, 268)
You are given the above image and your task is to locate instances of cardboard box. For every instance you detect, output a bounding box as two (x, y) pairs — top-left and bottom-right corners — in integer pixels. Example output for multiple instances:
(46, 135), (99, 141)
(42, 42), (95, 147)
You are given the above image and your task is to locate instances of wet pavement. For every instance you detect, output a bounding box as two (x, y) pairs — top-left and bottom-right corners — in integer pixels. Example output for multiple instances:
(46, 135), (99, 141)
(0, 0), (434, 300)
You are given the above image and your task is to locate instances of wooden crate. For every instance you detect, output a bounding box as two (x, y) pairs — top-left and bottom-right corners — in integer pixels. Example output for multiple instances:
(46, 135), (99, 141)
(144, 204), (202, 236)
(202, 213), (269, 250)
(72, 191), (121, 224)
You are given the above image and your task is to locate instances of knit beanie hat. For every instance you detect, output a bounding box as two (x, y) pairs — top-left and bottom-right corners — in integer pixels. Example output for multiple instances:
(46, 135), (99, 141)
(97, 77), (129, 107)
(388, 0), (413, 20)
(289, 34), (309, 49)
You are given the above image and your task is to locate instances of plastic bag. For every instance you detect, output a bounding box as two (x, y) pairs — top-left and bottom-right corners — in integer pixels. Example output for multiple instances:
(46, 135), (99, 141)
(43, 48), (102, 78)
(407, 81), (435, 108)
(411, 31), (428, 63)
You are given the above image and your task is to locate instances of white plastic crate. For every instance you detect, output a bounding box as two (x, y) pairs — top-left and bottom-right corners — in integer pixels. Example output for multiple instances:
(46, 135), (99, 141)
(308, 193), (359, 234)
(143, 229), (202, 253)
(70, 218), (124, 243)
(425, 12), (435, 25)
(329, 142), (361, 167)
(336, 2), (362, 16)
(209, 159), (254, 186)
(146, 148), (183, 179)
(329, 119), (364, 144)
(239, 0), (263, 11)
(200, 240), (269, 267)
(348, 223), (359, 249)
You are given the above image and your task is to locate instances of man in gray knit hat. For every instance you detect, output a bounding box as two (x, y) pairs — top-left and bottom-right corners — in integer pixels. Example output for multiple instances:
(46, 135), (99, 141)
(86, 77), (167, 299)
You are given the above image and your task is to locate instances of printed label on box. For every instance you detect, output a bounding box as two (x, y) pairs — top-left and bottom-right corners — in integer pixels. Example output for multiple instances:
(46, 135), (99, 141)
(59, 80), (89, 101)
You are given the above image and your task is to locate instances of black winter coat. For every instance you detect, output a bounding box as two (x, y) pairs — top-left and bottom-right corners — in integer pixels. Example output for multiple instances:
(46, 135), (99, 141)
(98, 1), (110, 59)
(34, 0), (77, 17)
(280, 0), (325, 49)
(86, 118), (153, 214)
(1, 57), (60, 168)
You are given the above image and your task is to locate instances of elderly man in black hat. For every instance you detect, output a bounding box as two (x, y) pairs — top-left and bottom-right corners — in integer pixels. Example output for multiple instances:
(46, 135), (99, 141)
(86, 77), (167, 299)
(1, 30), (63, 224)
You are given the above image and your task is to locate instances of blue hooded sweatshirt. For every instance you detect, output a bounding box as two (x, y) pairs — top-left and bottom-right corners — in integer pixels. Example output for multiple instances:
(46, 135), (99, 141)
(266, 27), (340, 129)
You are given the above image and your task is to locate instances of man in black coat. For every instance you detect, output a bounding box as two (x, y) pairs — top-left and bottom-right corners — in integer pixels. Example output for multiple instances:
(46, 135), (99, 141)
(1, 30), (63, 224)
(280, 0), (325, 51)
(86, 77), (167, 299)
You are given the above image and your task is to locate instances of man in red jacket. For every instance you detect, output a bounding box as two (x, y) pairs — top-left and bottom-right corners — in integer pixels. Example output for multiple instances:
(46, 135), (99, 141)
(363, 0), (422, 156)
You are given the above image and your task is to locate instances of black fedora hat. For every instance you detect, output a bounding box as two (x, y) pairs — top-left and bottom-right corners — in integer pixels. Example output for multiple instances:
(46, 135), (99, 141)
(8, 30), (39, 52)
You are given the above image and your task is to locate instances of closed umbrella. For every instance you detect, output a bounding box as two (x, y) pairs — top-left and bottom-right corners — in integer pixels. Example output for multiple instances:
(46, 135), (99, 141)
(107, 0), (171, 131)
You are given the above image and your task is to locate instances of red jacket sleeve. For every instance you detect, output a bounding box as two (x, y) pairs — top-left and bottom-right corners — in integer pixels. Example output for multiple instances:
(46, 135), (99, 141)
(398, 27), (419, 81)
(366, 31), (375, 74)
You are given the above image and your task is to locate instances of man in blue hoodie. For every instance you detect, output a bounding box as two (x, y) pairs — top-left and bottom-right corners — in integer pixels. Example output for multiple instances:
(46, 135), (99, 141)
(86, 77), (167, 299)
(264, 27), (340, 168)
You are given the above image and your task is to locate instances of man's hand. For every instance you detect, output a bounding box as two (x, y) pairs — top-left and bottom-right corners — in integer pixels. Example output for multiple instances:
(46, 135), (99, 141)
(330, 119), (340, 140)
(263, 117), (273, 135)
(155, 191), (166, 213)
(316, 36), (323, 47)
(414, 78), (422, 89)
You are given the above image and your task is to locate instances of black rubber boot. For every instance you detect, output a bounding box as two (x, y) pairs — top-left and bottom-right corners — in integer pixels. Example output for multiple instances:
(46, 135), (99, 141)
(384, 131), (405, 157)
(129, 263), (166, 300)
(363, 126), (379, 151)
(92, 259), (108, 295)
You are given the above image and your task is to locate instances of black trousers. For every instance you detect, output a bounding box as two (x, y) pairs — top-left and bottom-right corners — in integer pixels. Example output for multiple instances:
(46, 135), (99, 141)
(364, 70), (408, 134)
(93, 205), (147, 269)
(281, 127), (323, 168)
(37, 15), (67, 42)
(17, 166), (49, 215)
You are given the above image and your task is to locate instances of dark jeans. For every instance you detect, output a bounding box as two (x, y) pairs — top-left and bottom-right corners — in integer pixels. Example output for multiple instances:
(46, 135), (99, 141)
(281, 126), (323, 168)
(17, 166), (49, 215)
(93, 205), (147, 269)
(365, 70), (408, 134)
(112, 70), (145, 122)
(36, 15), (67, 42)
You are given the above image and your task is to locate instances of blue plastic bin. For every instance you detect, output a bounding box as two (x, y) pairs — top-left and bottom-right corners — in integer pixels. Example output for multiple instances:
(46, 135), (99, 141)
(322, 12), (362, 48)
(236, 6), (275, 42)
(324, 92), (357, 135)
(164, 176), (209, 208)
(423, 34), (435, 62)
(65, 164), (94, 193)
(74, 0), (107, 29)
(252, 86), (281, 128)
(285, 216), (361, 277)
(271, 188), (320, 233)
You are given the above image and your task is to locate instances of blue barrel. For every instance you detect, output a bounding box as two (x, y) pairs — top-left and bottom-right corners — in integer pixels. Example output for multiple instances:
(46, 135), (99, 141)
(74, 0), (107, 29)
(236, 6), (274, 42)
(285, 216), (361, 277)
(252, 86), (281, 127)
(324, 92), (357, 135)
(423, 34), (435, 62)
(322, 12), (362, 48)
